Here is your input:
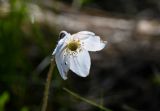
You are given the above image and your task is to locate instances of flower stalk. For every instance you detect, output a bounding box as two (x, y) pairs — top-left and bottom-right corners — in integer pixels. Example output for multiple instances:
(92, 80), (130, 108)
(41, 58), (55, 111)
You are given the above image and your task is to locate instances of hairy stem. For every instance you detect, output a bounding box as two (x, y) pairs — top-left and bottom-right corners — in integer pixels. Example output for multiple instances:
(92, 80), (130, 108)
(41, 58), (55, 111)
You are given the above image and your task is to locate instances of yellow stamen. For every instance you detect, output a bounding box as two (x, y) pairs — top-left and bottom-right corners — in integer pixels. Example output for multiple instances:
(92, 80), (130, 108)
(67, 40), (80, 51)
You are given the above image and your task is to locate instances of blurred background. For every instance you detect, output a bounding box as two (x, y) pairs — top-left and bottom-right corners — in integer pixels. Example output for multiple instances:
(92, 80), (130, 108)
(0, 0), (160, 111)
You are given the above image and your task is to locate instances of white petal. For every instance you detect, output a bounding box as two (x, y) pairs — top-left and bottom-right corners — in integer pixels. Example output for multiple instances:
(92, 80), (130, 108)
(53, 37), (69, 79)
(72, 31), (106, 51)
(52, 31), (71, 55)
(69, 49), (91, 77)
(72, 31), (95, 40)
(52, 38), (65, 55)
(82, 35), (106, 51)
(52, 41), (62, 55)
(77, 31), (95, 36)
(55, 50), (69, 80)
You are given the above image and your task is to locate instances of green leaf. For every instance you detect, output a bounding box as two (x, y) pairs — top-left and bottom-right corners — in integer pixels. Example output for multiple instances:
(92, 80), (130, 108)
(0, 92), (10, 111)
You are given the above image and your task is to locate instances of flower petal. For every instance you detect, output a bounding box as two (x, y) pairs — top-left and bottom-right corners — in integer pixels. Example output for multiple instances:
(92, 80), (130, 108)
(55, 50), (69, 80)
(72, 31), (106, 51)
(52, 31), (71, 55)
(69, 49), (91, 77)
(72, 31), (95, 40)
(77, 31), (95, 36)
(82, 35), (106, 51)
(53, 33), (70, 79)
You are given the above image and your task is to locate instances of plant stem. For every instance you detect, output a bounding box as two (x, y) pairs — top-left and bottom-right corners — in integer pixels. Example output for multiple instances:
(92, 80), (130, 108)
(63, 87), (112, 111)
(41, 58), (55, 111)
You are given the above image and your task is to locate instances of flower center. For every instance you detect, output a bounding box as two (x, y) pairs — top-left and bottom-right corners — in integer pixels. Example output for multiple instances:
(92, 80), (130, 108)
(67, 40), (80, 51)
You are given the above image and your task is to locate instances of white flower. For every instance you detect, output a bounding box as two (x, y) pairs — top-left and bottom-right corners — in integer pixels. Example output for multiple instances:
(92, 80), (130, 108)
(52, 31), (106, 80)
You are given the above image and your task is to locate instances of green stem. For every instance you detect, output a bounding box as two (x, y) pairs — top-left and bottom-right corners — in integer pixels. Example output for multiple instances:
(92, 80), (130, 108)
(63, 87), (112, 111)
(41, 58), (55, 111)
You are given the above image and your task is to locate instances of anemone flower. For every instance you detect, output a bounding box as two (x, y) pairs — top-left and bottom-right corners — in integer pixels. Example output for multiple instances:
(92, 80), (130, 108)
(53, 31), (106, 80)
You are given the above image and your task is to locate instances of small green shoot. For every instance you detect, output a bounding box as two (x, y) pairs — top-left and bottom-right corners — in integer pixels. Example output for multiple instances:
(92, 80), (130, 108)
(63, 87), (112, 111)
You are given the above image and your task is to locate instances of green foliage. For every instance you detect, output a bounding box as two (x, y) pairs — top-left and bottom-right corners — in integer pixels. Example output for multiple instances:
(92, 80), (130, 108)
(63, 88), (112, 111)
(80, 0), (93, 6)
(0, 92), (10, 111)
(20, 106), (29, 111)
(0, 0), (28, 82)
(152, 73), (160, 85)
(0, 0), (57, 110)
